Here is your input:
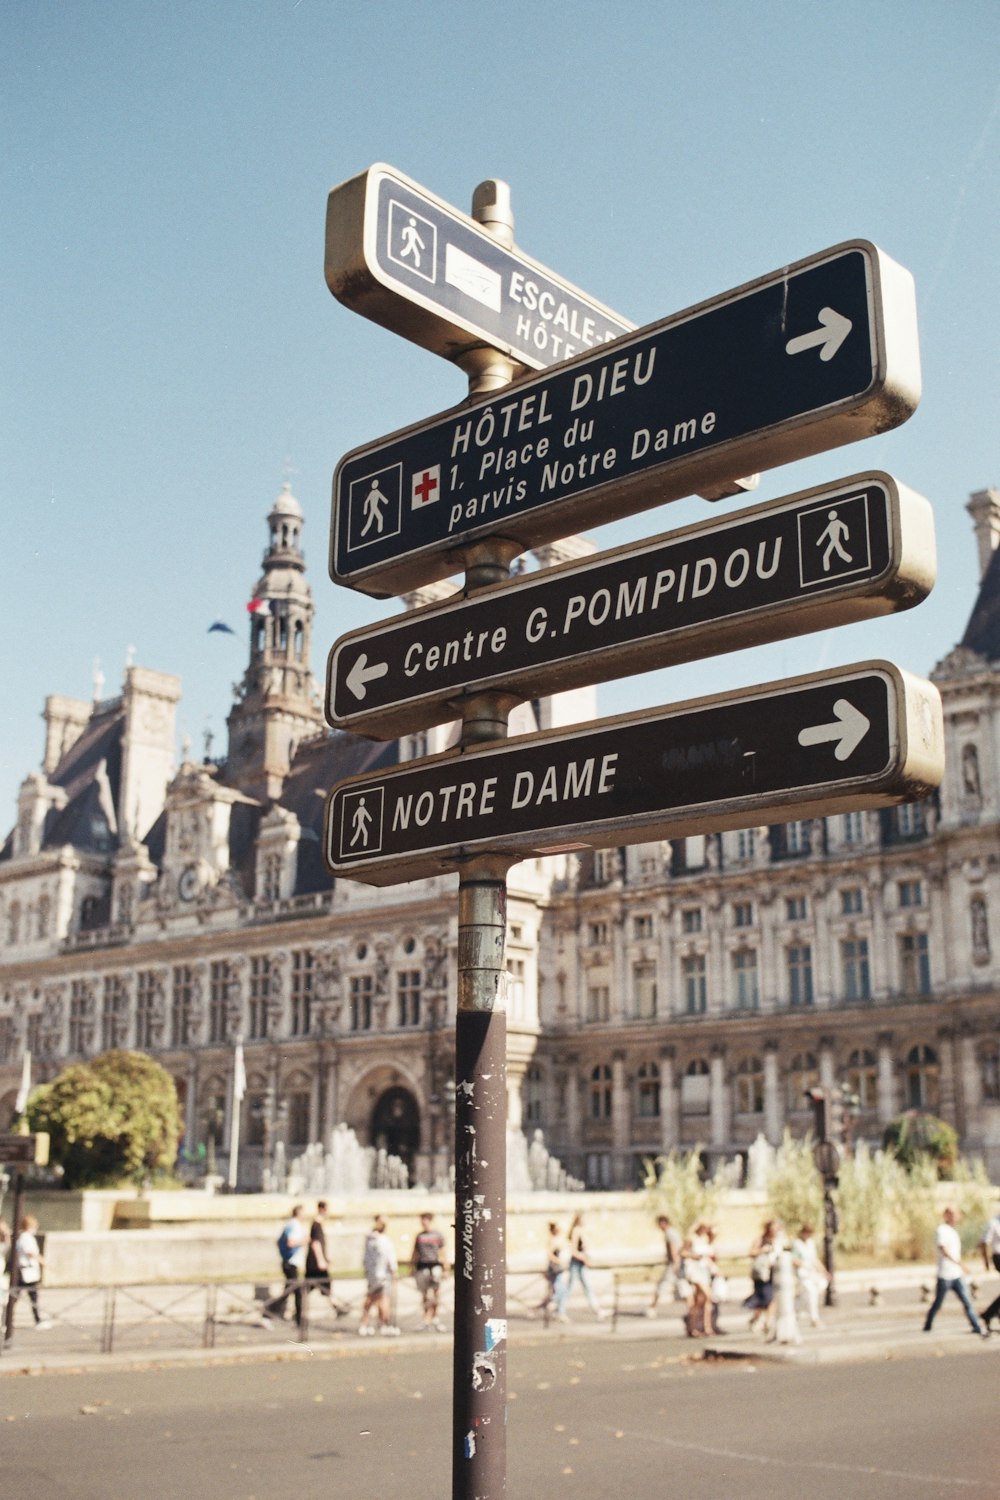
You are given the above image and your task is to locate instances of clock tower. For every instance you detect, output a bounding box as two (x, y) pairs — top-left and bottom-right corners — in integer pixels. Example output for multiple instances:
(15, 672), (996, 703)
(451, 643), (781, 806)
(225, 484), (325, 802)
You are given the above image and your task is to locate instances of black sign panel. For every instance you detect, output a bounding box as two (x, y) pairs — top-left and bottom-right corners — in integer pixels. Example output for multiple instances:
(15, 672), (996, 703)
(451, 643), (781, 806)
(324, 663), (943, 886)
(325, 163), (632, 370)
(330, 241), (920, 596)
(327, 474), (935, 738)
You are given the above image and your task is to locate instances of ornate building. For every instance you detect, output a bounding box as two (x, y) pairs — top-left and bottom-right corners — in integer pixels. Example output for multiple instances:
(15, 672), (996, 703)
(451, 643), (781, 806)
(2, 484), (1000, 1184)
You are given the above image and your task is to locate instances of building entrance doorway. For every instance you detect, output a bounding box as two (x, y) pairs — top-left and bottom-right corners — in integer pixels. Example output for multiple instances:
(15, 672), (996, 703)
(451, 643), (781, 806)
(371, 1086), (420, 1174)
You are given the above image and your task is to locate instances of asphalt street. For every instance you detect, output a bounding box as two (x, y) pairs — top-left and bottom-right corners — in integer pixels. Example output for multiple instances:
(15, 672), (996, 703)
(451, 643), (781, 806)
(2, 1324), (998, 1499)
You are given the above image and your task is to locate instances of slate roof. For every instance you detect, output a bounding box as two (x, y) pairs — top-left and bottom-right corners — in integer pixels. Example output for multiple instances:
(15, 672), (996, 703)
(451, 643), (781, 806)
(961, 544), (1000, 663)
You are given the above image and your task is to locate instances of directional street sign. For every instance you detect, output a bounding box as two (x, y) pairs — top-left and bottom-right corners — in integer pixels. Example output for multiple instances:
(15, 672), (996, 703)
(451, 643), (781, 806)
(330, 239), (921, 597)
(0, 1132), (49, 1167)
(327, 473), (936, 738)
(324, 662), (943, 886)
(325, 163), (633, 373)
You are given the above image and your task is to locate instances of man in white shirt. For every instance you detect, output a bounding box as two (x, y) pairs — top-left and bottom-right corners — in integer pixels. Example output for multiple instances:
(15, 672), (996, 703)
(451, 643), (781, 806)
(922, 1206), (985, 1336)
(977, 1202), (1000, 1334)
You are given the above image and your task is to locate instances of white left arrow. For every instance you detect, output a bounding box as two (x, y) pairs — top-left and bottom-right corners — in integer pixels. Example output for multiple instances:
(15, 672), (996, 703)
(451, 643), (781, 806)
(346, 653), (389, 701)
(785, 306), (853, 363)
(797, 698), (871, 761)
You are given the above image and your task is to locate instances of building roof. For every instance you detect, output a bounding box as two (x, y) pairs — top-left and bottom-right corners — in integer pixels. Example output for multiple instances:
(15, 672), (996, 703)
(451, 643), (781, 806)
(961, 543), (1000, 663)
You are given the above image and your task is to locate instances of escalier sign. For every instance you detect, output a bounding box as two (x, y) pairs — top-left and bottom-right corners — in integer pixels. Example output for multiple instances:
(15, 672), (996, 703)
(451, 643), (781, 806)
(326, 473), (936, 738)
(330, 239), (920, 597)
(325, 163), (633, 372)
(324, 662), (943, 886)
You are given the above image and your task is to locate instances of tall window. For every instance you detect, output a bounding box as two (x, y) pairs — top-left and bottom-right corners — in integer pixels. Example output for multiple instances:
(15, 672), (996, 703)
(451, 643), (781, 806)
(906, 1045), (939, 1109)
(732, 948), (759, 1010)
(287, 1091), (310, 1146)
(633, 914), (654, 940)
(788, 1052), (820, 1111)
(681, 1059), (710, 1116)
(101, 975), (128, 1050)
(733, 901), (754, 928)
(735, 1056), (764, 1113)
(261, 853), (282, 902)
(592, 849), (615, 883)
(785, 820), (810, 854)
(682, 954), (707, 1015)
(841, 939), (871, 1001)
(787, 945), (814, 1007)
(841, 887), (863, 915)
(587, 921), (608, 946)
(290, 950), (313, 1036)
(507, 955), (526, 1018)
(209, 961), (233, 1043)
(735, 829), (756, 861)
(681, 908), (703, 934)
(785, 895), (807, 921)
(586, 984), (610, 1023)
(846, 1048), (878, 1109)
(842, 810), (865, 844)
(248, 955), (272, 1040)
(524, 1064), (544, 1125)
(899, 932), (931, 996)
(135, 970), (158, 1048)
(350, 974), (373, 1031)
(69, 980), (90, 1054)
(172, 965), (194, 1046)
(635, 1061), (660, 1119)
(979, 1049), (1000, 1104)
(895, 802), (926, 839)
(590, 1063), (612, 1120)
(632, 961), (657, 1019)
(898, 880), (923, 908)
(397, 970), (422, 1027)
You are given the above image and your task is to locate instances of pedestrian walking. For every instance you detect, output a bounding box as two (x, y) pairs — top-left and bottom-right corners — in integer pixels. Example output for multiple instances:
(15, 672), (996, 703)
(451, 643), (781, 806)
(263, 1203), (308, 1326)
(411, 1211), (449, 1331)
(977, 1198), (1000, 1334)
(306, 1200), (350, 1318)
(359, 1215), (399, 1337)
(9, 1214), (52, 1331)
(680, 1221), (715, 1336)
(743, 1219), (782, 1337)
(791, 1223), (829, 1328)
(537, 1220), (567, 1319)
(555, 1212), (605, 1320)
(647, 1214), (683, 1317)
(923, 1205), (986, 1336)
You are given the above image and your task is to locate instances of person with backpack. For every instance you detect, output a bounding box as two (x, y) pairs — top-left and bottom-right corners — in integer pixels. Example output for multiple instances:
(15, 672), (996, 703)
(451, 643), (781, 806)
(263, 1204), (308, 1327)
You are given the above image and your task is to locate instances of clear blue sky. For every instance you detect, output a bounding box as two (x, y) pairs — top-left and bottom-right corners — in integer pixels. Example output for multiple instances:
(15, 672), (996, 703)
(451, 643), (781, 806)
(3, 1), (999, 827)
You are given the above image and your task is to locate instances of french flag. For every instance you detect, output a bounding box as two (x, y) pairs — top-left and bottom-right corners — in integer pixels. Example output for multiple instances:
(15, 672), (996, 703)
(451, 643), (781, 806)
(247, 597), (271, 616)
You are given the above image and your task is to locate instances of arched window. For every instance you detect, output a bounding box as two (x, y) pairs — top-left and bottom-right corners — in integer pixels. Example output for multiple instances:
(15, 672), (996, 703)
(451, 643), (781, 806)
(735, 1056), (764, 1114)
(293, 619), (304, 660)
(787, 1052), (820, 1111)
(846, 1048), (878, 1109)
(681, 1057), (710, 1116)
(589, 1063), (612, 1120)
(635, 1060), (660, 1119)
(905, 1045), (939, 1110)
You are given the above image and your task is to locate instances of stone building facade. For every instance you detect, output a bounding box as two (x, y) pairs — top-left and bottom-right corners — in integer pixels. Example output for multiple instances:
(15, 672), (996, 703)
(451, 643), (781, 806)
(2, 484), (1000, 1184)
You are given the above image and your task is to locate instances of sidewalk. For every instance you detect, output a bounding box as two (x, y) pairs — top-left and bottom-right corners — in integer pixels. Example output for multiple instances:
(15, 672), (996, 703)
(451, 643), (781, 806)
(2, 1264), (997, 1377)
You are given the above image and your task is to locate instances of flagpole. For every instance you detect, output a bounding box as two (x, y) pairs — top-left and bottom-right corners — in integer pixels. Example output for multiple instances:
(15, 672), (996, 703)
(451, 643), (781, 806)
(228, 1039), (246, 1191)
(14, 1049), (32, 1122)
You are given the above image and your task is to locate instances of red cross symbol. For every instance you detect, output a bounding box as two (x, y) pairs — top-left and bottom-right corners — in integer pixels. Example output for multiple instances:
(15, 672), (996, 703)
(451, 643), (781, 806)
(412, 467), (440, 508)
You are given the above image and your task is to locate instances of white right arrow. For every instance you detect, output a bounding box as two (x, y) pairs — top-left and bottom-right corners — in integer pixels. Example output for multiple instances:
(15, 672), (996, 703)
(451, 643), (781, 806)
(785, 306), (853, 362)
(797, 698), (871, 761)
(346, 652), (389, 701)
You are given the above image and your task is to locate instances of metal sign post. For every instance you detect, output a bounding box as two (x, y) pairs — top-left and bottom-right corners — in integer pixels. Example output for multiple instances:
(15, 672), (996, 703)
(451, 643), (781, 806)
(330, 238), (920, 597)
(327, 473), (936, 739)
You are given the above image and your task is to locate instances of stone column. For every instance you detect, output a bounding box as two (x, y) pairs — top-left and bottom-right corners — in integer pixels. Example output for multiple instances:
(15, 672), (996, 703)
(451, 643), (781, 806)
(959, 1029), (980, 1113)
(763, 1042), (781, 1144)
(710, 1045), (728, 1148)
(936, 1027), (958, 1128)
(611, 1050), (629, 1185)
(876, 1032), (896, 1126)
(659, 1046), (678, 1151)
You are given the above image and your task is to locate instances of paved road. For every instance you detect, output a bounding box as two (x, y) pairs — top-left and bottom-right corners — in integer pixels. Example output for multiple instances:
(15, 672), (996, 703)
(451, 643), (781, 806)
(3, 1326), (998, 1498)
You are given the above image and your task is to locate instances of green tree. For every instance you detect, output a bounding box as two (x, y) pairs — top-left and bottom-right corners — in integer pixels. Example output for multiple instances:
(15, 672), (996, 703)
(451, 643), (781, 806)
(26, 1050), (182, 1189)
(882, 1110), (959, 1178)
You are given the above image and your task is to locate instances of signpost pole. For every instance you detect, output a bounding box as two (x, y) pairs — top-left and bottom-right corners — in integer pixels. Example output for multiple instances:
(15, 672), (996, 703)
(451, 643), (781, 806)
(451, 181), (518, 1500)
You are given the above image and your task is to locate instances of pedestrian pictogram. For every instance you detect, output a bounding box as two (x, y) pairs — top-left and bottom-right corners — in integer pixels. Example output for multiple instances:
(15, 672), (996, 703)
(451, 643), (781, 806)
(347, 465), (402, 553)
